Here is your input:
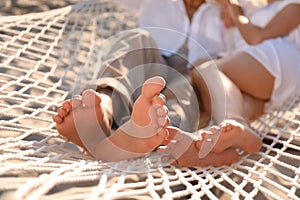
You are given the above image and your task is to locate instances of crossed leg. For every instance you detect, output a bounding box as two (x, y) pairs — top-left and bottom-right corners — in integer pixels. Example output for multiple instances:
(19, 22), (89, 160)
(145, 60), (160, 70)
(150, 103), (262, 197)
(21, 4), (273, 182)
(160, 58), (264, 167)
(53, 76), (170, 162)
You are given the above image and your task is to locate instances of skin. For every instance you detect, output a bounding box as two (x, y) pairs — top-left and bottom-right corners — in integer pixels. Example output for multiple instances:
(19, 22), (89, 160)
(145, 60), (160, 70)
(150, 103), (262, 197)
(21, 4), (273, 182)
(53, 0), (300, 166)
(161, 121), (261, 167)
(183, 0), (205, 21)
(223, 0), (300, 45)
(54, 76), (170, 162)
(53, 74), (263, 166)
(177, 0), (300, 167)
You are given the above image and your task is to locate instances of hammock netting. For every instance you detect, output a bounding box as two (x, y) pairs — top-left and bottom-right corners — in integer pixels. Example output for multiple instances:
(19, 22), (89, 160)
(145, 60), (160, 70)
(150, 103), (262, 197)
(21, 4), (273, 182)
(0, 0), (299, 199)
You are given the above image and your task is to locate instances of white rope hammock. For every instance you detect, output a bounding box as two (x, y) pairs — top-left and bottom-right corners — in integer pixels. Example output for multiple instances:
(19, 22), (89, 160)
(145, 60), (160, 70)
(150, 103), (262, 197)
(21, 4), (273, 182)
(0, 0), (299, 199)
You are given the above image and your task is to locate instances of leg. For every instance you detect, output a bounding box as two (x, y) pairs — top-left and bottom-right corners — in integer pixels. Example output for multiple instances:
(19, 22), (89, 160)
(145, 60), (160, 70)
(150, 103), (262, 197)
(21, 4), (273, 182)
(242, 93), (265, 121)
(217, 52), (275, 100)
(178, 60), (263, 164)
(191, 60), (244, 124)
(95, 28), (169, 128)
(97, 28), (197, 134)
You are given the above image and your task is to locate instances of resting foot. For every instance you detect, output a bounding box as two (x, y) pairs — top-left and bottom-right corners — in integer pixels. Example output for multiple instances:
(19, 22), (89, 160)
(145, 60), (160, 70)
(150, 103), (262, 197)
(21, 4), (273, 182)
(160, 119), (262, 167)
(54, 76), (170, 161)
(212, 119), (262, 154)
(97, 76), (170, 161)
(53, 89), (112, 151)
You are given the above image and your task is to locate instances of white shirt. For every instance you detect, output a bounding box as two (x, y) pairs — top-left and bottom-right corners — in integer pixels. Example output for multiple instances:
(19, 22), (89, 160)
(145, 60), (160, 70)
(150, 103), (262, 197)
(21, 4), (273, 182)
(114, 0), (226, 66)
(113, 0), (265, 65)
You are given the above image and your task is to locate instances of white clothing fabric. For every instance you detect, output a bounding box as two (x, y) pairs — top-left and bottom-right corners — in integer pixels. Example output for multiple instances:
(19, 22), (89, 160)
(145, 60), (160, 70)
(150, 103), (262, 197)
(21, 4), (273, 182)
(113, 0), (265, 66)
(114, 0), (226, 66)
(242, 0), (300, 111)
(250, 0), (300, 50)
(223, 0), (268, 55)
(142, 0), (225, 65)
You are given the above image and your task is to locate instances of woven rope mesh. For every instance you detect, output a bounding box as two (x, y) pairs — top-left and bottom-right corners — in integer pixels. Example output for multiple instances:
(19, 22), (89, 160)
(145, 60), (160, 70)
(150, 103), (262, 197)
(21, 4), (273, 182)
(0, 0), (299, 199)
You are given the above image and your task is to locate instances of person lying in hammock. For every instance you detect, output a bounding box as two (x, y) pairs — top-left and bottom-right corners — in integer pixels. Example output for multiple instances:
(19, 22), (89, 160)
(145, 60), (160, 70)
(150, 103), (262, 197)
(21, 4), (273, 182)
(53, 75), (260, 166)
(51, 15), (261, 166)
(176, 0), (300, 166)
(171, 0), (300, 166)
(53, 0), (300, 167)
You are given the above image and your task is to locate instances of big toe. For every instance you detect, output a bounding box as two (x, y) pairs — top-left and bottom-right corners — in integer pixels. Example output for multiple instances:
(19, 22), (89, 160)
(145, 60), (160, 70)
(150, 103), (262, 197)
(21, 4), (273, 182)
(141, 76), (166, 99)
(82, 89), (102, 108)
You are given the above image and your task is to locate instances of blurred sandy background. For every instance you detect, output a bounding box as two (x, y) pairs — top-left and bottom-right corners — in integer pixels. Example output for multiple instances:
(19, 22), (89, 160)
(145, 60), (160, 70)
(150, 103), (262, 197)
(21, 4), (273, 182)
(0, 0), (82, 16)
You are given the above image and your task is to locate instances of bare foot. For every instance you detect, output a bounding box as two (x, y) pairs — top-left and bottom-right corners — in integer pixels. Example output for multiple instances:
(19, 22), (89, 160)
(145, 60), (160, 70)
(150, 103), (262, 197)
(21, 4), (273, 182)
(54, 76), (170, 162)
(159, 127), (239, 167)
(94, 76), (170, 161)
(212, 119), (262, 154)
(160, 119), (262, 167)
(53, 89), (112, 153)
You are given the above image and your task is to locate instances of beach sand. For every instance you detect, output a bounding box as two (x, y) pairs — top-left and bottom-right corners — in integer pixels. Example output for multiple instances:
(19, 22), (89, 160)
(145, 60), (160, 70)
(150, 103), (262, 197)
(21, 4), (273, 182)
(0, 0), (82, 16)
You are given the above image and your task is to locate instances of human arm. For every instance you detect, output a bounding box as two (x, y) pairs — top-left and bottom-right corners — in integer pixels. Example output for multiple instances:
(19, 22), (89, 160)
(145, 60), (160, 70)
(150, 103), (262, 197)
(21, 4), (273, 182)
(215, 0), (237, 28)
(227, 2), (300, 45)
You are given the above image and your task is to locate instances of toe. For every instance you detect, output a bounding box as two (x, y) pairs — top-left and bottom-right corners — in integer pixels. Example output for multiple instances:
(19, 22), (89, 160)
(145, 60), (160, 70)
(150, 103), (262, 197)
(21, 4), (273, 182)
(221, 120), (239, 132)
(53, 115), (63, 124)
(158, 116), (169, 127)
(156, 105), (168, 116)
(142, 76), (166, 99)
(157, 128), (169, 139)
(210, 125), (220, 133)
(62, 101), (72, 111)
(57, 107), (68, 117)
(82, 89), (102, 108)
(71, 96), (83, 108)
(152, 94), (166, 106)
(195, 139), (203, 149)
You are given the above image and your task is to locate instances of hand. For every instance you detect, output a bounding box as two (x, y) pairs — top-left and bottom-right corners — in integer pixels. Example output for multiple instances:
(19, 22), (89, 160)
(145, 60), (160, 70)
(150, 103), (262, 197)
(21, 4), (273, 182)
(217, 0), (243, 28)
(220, 3), (236, 28)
